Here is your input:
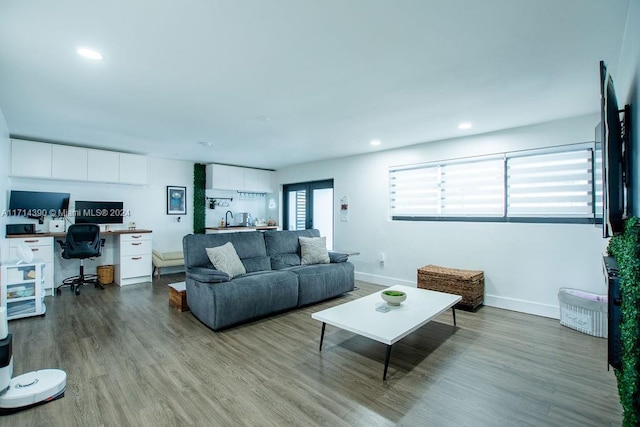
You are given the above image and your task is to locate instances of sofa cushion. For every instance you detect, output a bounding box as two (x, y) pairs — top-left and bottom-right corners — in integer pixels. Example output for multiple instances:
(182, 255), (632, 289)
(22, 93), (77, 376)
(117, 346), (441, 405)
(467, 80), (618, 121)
(206, 242), (246, 279)
(242, 256), (272, 273)
(285, 262), (355, 306)
(183, 231), (268, 269)
(265, 229), (320, 269)
(186, 270), (299, 330)
(186, 266), (230, 283)
(299, 236), (330, 265)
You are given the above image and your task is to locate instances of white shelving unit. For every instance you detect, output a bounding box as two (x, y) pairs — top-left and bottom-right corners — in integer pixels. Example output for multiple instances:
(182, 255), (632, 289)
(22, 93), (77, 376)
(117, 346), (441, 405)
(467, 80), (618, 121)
(1, 260), (47, 320)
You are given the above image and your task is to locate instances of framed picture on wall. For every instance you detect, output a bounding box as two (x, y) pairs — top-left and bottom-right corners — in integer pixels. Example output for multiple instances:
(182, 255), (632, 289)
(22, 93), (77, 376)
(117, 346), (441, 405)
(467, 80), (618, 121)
(167, 186), (187, 215)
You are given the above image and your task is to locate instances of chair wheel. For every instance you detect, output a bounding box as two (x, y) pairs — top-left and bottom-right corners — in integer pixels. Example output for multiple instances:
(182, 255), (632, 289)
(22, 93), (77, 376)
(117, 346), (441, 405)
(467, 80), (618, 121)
(56, 288), (61, 296)
(75, 288), (81, 295)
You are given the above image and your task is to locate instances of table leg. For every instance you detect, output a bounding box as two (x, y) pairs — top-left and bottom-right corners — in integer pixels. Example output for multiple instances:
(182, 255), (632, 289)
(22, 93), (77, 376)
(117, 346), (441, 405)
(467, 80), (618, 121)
(319, 322), (326, 351)
(452, 307), (457, 326)
(383, 344), (393, 381)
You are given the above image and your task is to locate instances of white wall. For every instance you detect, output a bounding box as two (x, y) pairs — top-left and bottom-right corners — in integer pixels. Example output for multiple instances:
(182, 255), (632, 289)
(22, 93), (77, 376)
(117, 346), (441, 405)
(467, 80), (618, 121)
(276, 114), (609, 318)
(616, 0), (640, 216)
(204, 188), (276, 227)
(0, 110), (10, 261)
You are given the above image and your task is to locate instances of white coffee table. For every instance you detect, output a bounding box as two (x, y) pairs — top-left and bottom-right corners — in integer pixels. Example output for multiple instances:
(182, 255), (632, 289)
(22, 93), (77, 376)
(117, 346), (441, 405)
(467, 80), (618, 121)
(311, 285), (461, 380)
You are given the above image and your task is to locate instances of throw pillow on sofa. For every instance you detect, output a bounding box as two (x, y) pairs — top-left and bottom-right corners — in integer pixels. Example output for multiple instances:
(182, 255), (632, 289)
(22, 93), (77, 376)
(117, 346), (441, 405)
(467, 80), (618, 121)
(205, 242), (246, 279)
(299, 236), (330, 265)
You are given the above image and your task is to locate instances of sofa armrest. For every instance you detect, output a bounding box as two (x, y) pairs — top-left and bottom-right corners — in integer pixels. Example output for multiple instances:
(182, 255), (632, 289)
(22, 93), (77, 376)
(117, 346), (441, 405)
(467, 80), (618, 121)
(186, 266), (230, 283)
(328, 251), (350, 263)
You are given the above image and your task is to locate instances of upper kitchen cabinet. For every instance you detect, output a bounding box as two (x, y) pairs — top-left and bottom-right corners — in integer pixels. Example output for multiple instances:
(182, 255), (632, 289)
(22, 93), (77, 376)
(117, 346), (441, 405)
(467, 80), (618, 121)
(206, 164), (275, 192)
(119, 153), (148, 185)
(52, 145), (88, 180)
(87, 149), (120, 183)
(206, 164), (243, 190)
(11, 139), (52, 178)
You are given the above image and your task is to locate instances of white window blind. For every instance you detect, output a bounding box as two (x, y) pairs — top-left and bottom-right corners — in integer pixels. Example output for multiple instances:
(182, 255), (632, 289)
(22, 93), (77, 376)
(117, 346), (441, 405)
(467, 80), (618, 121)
(440, 159), (504, 216)
(389, 165), (440, 216)
(594, 143), (603, 219)
(389, 158), (504, 217)
(389, 143), (597, 222)
(507, 149), (594, 217)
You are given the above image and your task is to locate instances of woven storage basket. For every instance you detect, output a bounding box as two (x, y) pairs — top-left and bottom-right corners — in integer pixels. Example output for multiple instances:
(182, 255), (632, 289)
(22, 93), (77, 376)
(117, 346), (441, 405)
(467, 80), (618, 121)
(97, 265), (114, 285)
(418, 264), (484, 311)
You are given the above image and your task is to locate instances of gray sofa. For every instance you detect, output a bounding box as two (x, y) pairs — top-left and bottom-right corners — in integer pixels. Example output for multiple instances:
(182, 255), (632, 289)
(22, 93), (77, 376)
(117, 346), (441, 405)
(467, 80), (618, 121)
(183, 229), (355, 330)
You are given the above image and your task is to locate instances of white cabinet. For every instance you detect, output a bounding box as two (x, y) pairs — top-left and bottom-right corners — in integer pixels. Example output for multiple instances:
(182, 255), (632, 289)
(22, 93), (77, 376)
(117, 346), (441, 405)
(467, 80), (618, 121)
(87, 148), (120, 183)
(119, 153), (148, 185)
(11, 139), (52, 178)
(10, 139), (148, 185)
(206, 164), (243, 190)
(52, 145), (88, 180)
(243, 168), (259, 191)
(114, 232), (152, 286)
(1, 260), (46, 320)
(8, 237), (54, 296)
(256, 169), (276, 193)
(207, 163), (275, 192)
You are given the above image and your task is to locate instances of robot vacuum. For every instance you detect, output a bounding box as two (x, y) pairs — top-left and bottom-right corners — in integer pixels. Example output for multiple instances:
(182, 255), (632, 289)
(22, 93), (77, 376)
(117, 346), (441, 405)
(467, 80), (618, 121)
(0, 308), (66, 414)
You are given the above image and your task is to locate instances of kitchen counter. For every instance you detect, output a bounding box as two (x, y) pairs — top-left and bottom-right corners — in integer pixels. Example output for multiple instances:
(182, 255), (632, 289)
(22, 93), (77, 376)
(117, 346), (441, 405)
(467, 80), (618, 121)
(205, 226), (279, 233)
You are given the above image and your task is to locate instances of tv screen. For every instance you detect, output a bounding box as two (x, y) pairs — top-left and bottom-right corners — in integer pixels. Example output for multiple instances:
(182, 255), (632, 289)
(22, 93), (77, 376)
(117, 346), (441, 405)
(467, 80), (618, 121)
(8, 190), (70, 219)
(73, 200), (124, 224)
(599, 60), (626, 238)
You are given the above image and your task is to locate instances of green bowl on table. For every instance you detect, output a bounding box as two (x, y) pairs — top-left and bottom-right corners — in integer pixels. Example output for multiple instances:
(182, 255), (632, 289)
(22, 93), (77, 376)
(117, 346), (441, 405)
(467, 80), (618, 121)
(381, 290), (407, 306)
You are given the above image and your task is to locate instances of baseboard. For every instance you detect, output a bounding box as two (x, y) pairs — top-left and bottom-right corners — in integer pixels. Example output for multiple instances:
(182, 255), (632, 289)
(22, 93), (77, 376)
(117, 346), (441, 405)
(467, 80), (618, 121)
(484, 295), (559, 319)
(354, 272), (560, 319)
(355, 272), (415, 288)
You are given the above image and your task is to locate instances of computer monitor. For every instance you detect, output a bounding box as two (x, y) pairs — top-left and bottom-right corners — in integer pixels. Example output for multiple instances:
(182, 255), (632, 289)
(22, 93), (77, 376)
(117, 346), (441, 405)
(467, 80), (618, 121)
(8, 190), (70, 219)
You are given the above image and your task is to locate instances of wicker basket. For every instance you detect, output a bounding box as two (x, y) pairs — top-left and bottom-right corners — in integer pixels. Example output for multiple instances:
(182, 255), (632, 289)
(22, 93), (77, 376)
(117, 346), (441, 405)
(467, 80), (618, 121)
(97, 265), (114, 285)
(418, 264), (484, 311)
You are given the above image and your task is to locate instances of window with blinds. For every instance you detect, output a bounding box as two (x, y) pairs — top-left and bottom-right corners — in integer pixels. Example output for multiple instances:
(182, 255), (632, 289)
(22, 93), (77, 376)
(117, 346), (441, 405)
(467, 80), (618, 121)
(507, 149), (594, 218)
(389, 144), (597, 223)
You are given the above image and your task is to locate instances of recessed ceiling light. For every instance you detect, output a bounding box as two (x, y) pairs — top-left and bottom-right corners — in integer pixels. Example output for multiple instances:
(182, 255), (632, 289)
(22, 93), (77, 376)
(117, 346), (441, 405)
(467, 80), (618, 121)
(370, 139), (381, 147)
(76, 47), (103, 60)
(198, 141), (213, 147)
(458, 122), (473, 130)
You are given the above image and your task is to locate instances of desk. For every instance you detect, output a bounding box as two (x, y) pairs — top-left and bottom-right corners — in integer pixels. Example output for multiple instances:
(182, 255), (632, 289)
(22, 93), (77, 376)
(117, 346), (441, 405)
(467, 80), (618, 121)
(6, 229), (153, 293)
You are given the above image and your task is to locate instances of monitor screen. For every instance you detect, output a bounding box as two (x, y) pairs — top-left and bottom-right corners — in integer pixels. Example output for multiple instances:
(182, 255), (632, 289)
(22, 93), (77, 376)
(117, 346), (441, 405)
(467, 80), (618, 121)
(8, 190), (70, 218)
(73, 200), (124, 224)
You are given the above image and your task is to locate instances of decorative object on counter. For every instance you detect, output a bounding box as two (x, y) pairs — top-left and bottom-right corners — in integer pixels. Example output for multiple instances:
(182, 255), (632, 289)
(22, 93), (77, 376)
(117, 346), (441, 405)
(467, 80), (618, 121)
(167, 186), (187, 215)
(128, 221), (136, 230)
(381, 290), (407, 305)
(267, 218), (276, 226)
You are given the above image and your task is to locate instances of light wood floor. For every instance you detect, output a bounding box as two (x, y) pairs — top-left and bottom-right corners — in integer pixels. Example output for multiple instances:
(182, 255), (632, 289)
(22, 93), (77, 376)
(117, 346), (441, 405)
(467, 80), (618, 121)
(2, 274), (622, 426)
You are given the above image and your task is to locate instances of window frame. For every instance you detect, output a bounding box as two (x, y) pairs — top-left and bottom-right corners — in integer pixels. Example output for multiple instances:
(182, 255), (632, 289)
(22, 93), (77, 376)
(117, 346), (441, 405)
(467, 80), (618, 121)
(389, 142), (601, 224)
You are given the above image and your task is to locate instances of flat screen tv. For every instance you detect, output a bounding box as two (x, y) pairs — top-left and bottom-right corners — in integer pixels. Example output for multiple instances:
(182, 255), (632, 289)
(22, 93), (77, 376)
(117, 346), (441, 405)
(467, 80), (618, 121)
(8, 190), (70, 219)
(73, 200), (124, 224)
(599, 60), (629, 238)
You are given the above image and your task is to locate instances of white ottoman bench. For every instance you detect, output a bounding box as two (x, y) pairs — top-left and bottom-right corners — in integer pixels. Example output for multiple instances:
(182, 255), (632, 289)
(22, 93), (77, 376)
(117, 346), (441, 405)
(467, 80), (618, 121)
(152, 250), (184, 278)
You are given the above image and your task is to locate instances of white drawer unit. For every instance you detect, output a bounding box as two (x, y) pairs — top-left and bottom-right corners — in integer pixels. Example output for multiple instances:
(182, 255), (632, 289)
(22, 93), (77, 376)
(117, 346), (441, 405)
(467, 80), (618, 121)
(114, 232), (153, 286)
(8, 237), (55, 296)
(1, 260), (46, 320)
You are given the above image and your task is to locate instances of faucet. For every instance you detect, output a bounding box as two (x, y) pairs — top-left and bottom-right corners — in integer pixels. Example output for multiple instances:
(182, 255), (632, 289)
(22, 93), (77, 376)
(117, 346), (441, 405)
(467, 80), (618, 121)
(225, 210), (233, 227)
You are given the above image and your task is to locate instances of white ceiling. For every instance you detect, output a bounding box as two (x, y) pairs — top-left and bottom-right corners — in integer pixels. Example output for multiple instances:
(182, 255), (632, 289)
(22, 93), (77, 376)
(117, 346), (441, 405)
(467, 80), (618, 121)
(0, 0), (631, 169)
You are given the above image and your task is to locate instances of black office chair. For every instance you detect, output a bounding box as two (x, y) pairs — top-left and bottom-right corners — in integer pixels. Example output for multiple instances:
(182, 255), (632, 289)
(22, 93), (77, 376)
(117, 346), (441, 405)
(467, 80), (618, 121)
(56, 224), (103, 296)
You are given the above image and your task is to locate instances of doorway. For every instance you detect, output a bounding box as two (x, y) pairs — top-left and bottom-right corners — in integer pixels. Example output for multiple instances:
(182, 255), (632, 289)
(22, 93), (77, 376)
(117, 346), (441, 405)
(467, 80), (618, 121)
(283, 179), (334, 249)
